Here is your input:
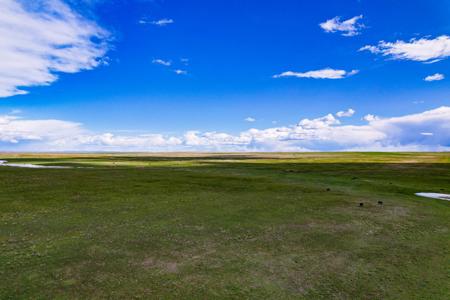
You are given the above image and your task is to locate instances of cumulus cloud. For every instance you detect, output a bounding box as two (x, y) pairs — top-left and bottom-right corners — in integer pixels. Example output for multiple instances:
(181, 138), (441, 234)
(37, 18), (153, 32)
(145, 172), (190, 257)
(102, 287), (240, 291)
(0, 0), (110, 98)
(360, 35), (450, 63)
(298, 114), (340, 129)
(174, 69), (187, 75)
(273, 68), (358, 79)
(152, 59), (171, 66)
(94, 106), (450, 151)
(336, 108), (355, 117)
(365, 106), (450, 149)
(424, 73), (444, 82)
(1, 107), (449, 151)
(319, 15), (364, 37)
(51, 133), (183, 151)
(0, 114), (84, 144)
(245, 117), (256, 122)
(0, 113), (182, 151)
(363, 114), (380, 122)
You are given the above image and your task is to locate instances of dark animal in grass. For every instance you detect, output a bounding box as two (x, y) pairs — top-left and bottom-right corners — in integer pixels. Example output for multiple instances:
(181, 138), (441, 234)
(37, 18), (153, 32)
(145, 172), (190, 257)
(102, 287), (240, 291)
(326, 188), (330, 191)
(359, 202), (364, 207)
(378, 201), (383, 205)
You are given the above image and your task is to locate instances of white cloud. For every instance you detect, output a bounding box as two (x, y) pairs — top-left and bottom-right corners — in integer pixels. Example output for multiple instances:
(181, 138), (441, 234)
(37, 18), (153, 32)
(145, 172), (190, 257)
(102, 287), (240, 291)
(359, 45), (378, 54)
(298, 114), (340, 129)
(274, 68), (358, 79)
(0, 0), (109, 98)
(181, 107), (450, 151)
(336, 108), (355, 117)
(1, 107), (449, 151)
(174, 69), (187, 75)
(183, 131), (249, 148)
(245, 117), (256, 122)
(424, 73), (444, 81)
(363, 114), (380, 122)
(319, 15), (364, 37)
(0, 114), (84, 144)
(52, 133), (182, 151)
(152, 59), (171, 66)
(144, 18), (174, 26)
(365, 106), (450, 149)
(10, 109), (22, 114)
(360, 35), (450, 63)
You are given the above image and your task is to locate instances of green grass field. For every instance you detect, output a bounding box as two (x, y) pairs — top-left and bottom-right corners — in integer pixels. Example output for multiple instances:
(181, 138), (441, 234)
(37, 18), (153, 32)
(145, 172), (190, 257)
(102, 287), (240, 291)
(0, 153), (449, 299)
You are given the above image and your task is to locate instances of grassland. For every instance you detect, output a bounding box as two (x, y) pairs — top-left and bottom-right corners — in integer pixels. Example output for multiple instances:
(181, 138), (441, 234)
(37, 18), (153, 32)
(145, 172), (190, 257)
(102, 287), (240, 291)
(0, 152), (449, 299)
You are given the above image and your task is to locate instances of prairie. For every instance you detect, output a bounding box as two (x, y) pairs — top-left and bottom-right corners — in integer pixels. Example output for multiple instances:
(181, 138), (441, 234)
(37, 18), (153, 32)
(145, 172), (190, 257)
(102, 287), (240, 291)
(0, 153), (449, 299)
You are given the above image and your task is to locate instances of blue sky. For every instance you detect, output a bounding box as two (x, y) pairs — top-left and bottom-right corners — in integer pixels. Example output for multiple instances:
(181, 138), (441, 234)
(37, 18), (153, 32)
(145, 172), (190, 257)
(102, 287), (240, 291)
(0, 0), (449, 151)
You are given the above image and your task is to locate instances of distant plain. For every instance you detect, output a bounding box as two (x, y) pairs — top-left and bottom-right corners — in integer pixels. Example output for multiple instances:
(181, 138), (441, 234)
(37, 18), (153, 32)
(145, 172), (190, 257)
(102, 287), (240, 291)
(0, 152), (449, 299)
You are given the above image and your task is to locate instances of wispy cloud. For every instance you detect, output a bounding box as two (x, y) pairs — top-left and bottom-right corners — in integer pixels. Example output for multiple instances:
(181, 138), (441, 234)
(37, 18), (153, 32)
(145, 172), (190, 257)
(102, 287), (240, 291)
(245, 117), (256, 122)
(274, 68), (358, 79)
(360, 35), (450, 63)
(319, 15), (364, 37)
(1, 107), (449, 151)
(0, 0), (109, 98)
(424, 73), (444, 82)
(140, 18), (174, 26)
(421, 132), (433, 136)
(9, 109), (22, 115)
(152, 59), (171, 66)
(174, 69), (187, 75)
(152, 59), (188, 75)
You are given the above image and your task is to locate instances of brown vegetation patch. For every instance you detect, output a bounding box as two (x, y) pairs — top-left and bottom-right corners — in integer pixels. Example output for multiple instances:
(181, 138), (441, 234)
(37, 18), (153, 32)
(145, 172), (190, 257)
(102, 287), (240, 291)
(141, 257), (179, 274)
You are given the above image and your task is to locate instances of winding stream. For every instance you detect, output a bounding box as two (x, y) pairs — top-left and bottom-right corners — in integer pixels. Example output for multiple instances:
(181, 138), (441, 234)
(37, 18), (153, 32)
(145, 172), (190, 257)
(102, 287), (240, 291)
(0, 160), (71, 169)
(415, 192), (450, 201)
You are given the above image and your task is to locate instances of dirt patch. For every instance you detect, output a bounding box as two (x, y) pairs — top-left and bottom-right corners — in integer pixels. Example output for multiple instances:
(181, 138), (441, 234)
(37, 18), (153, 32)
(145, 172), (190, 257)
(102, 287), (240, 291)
(141, 257), (179, 274)
(277, 222), (355, 233)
